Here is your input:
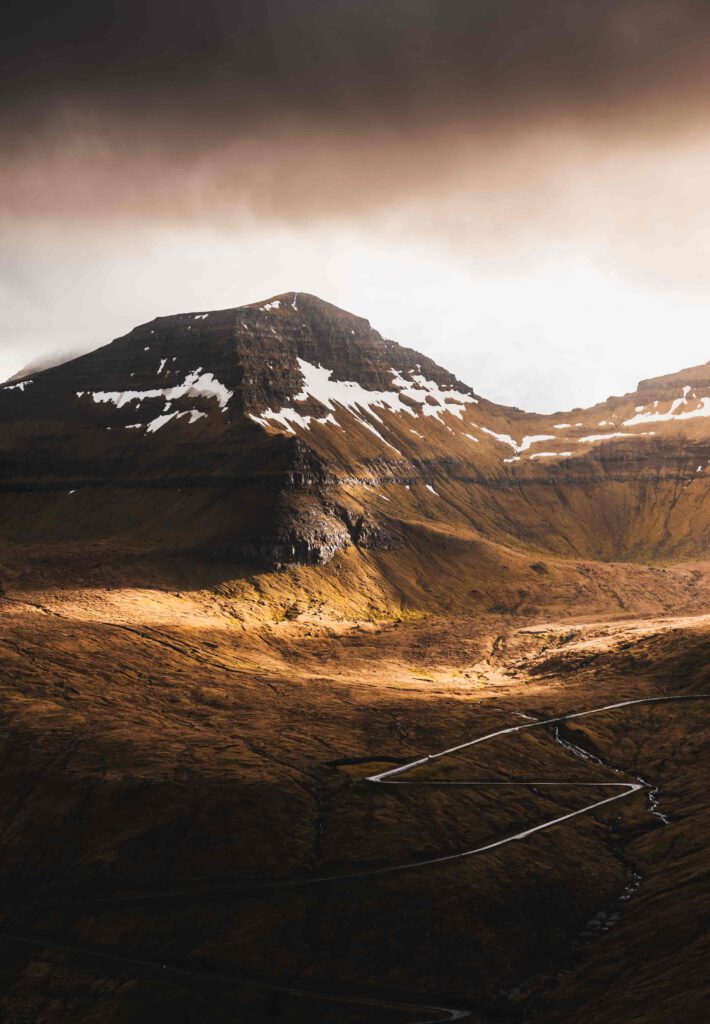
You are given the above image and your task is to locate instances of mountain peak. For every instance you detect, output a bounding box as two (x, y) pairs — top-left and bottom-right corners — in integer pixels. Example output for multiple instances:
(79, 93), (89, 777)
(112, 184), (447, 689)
(244, 291), (362, 319)
(154, 292), (372, 330)
(1, 292), (476, 442)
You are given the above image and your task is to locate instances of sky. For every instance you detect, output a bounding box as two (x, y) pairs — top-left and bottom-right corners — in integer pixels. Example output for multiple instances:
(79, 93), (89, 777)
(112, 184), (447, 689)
(4, 1), (710, 412)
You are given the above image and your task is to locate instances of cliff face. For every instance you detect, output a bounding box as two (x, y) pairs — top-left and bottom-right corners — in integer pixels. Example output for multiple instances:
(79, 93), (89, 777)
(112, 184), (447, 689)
(3, 292), (710, 584)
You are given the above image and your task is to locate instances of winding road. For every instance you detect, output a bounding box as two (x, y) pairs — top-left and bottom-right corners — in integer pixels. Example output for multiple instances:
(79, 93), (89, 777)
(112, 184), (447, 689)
(1, 693), (708, 1023)
(361, 694), (707, 877)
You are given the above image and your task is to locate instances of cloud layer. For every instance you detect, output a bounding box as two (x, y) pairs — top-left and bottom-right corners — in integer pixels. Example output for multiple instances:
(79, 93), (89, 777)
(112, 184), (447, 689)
(5, 1), (710, 241)
(3, 2), (710, 410)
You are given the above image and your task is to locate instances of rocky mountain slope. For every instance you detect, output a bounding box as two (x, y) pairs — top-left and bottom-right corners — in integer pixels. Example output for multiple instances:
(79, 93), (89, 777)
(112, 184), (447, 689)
(3, 292), (710, 598)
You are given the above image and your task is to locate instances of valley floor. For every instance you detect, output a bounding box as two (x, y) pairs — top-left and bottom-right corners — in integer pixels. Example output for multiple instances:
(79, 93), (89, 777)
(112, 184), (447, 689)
(0, 586), (708, 1022)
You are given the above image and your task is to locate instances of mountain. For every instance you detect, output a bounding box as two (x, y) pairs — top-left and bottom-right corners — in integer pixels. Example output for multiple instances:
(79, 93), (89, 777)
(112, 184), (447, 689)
(2, 293), (710, 1024)
(2, 292), (710, 613)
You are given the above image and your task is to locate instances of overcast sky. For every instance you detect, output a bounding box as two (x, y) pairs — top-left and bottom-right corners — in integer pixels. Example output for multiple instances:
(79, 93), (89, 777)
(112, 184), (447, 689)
(4, 1), (710, 412)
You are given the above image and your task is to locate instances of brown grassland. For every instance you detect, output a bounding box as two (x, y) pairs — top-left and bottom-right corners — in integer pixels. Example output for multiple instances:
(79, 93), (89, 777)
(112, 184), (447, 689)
(0, 548), (708, 1023)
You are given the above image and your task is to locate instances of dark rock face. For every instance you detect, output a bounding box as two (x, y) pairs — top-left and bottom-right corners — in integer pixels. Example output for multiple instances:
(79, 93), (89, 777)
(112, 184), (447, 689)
(3, 291), (710, 576)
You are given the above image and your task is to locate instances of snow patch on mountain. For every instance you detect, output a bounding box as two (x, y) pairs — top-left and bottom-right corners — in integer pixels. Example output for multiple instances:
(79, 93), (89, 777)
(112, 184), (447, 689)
(285, 360), (477, 423)
(251, 407), (312, 432)
(249, 358), (477, 446)
(624, 386), (710, 426)
(387, 368), (478, 417)
(145, 409), (207, 433)
(518, 434), (556, 452)
(578, 431), (639, 443)
(529, 451), (573, 459)
(480, 427), (517, 449)
(86, 370), (233, 411)
(479, 428), (556, 454)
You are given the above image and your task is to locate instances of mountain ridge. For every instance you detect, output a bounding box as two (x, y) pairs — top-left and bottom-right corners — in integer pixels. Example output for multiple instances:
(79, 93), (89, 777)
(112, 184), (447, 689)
(3, 292), (710, 615)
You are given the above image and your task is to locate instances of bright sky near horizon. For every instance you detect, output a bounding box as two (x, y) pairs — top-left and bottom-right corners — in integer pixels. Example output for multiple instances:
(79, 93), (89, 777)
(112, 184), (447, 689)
(4, 2), (710, 413)
(4, 227), (710, 414)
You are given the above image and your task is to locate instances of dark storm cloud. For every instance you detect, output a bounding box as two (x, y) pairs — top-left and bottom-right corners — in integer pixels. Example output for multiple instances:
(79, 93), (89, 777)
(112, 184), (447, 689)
(6, 1), (710, 126)
(3, 1), (710, 233)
